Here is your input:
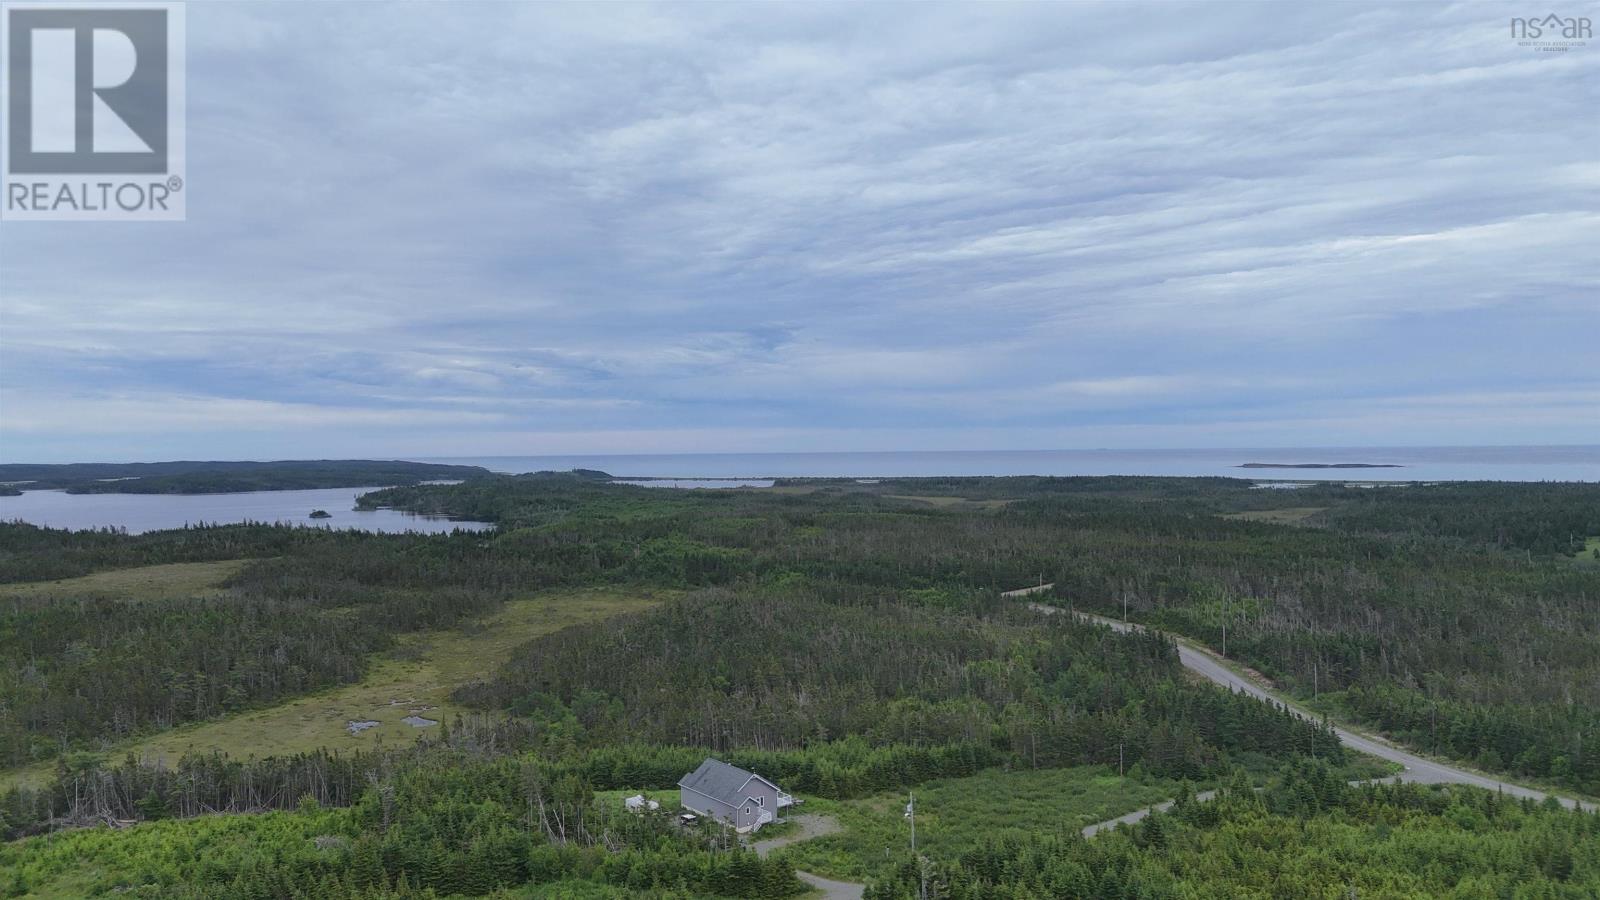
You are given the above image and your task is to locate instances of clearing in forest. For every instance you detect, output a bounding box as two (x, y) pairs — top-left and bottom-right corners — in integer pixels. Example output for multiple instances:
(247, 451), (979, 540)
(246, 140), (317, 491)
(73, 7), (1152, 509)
(883, 495), (1014, 510)
(1221, 506), (1327, 524)
(773, 766), (1183, 882)
(1, 588), (661, 787)
(0, 559), (252, 602)
(1570, 536), (1600, 566)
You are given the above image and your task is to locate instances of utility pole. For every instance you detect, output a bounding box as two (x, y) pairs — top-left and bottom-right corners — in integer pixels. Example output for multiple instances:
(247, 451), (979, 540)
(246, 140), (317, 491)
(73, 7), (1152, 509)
(906, 790), (929, 898)
(1221, 595), (1229, 657)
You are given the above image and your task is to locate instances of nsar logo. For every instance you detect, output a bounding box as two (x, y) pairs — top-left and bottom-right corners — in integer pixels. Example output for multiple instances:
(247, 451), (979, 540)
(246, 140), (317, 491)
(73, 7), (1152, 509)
(1510, 12), (1592, 52)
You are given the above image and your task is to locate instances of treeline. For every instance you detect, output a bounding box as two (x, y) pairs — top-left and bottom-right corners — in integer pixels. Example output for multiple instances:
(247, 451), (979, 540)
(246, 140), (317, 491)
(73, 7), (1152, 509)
(0, 522), (321, 584)
(0, 526), (573, 767)
(358, 472), (725, 527)
(8, 473), (1600, 805)
(12, 748), (1596, 898)
(1008, 507), (1600, 792)
(1311, 480), (1600, 555)
(1337, 682), (1600, 786)
(0, 573), (1340, 838)
(0, 459), (489, 494)
(864, 761), (1600, 898)
(0, 733), (994, 839)
(1, 744), (801, 898)
(5, 474), (1598, 896)
(365, 475), (1600, 792)
(464, 583), (1342, 779)
(0, 516), (776, 768)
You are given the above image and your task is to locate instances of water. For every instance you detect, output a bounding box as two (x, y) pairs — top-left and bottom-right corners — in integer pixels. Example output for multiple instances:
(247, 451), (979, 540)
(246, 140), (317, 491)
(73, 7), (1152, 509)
(3, 447), (1594, 534)
(0, 486), (491, 535)
(427, 446), (1600, 483)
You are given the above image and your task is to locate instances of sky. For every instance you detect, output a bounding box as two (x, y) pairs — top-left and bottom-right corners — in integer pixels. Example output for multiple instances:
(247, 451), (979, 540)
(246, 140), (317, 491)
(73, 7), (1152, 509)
(1, 1), (1597, 463)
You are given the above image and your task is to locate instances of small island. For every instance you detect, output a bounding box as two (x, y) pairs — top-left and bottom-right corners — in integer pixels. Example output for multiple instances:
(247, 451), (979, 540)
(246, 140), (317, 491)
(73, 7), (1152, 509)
(308, 509), (332, 519)
(1238, 462), (1404, 469)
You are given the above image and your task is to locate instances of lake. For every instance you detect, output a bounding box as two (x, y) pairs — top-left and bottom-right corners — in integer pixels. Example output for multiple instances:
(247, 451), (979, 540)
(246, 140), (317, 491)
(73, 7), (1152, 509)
(0, 486), (491, 535)
(426, 445), (1600, 483)
(4, 446), (1596, 535)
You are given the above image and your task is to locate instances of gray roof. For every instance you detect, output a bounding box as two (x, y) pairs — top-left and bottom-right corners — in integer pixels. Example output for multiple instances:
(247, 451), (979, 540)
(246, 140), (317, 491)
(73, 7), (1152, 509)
(678, 758), (775, 805)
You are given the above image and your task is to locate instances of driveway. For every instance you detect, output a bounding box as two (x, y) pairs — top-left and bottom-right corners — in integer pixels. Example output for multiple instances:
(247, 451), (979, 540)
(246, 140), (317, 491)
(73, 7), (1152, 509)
(751, 814), (863, 900)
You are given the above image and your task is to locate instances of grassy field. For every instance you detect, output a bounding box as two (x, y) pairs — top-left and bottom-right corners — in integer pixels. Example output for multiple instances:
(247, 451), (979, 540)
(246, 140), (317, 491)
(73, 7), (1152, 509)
(883, 495), (1014, 511)
(1, 588), (663, 788)
(774, 765), (1185, 881)
(1221, 507), (1327, 525)
(0, 559), (252, 601)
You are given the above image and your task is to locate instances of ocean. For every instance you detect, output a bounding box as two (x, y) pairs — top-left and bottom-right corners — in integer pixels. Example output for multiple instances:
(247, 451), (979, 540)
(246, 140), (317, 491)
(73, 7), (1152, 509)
(420, 446), (1600, 483)
(4, 446), (1595, 534)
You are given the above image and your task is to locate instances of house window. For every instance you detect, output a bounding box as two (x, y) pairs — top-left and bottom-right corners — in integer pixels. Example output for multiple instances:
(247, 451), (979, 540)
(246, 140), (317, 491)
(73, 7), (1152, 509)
(754, 797), (764, 807)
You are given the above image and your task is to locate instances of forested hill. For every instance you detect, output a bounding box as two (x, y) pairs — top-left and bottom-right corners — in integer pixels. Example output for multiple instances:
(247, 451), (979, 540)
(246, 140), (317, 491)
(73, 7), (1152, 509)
(361, 474), (1600, 794)
(0, 459), (491, 494)
(2, 475), (1599, 897)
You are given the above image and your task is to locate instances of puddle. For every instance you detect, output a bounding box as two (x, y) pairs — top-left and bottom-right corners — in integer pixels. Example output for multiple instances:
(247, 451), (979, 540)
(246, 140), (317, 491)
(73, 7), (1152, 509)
(346, 720), (381, 735)
(401, 715), (438, 728)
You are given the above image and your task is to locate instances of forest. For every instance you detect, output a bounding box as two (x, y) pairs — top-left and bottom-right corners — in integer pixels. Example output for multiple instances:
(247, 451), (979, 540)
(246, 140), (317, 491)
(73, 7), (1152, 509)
(361, 474), (1600, 792)
(2, 473), (1598, 896)
(863, 761), (1600, 898)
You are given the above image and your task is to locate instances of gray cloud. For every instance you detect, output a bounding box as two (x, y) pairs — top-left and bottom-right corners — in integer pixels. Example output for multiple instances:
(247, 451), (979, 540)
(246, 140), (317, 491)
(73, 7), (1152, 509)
(1, 1), (1596, 460)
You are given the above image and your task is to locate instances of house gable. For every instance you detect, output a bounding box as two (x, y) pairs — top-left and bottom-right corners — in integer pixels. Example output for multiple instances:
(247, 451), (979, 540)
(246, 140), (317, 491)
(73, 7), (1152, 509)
(678, 757), (784, 831)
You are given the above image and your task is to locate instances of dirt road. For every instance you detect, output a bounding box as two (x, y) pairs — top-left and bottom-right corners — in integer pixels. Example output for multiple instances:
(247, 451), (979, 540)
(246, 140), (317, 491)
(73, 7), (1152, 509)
(1028, 600), (1594, 812)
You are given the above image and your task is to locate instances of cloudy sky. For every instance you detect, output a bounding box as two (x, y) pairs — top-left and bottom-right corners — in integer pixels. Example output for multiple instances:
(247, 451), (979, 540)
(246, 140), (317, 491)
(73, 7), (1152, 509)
(2, 1), (1596, 462)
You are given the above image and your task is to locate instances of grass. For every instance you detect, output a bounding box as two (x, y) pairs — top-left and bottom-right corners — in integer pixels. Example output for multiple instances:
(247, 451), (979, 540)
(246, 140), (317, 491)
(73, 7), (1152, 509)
(116, 588), (663, 765)
(773, 765), (1184, 882)
(1221, 507), (1327, 525)
(1568, 536), (1600, 567)
(882, 495), (1014, 511)
(0, 559), (253, 602)
(1, 588), (663, 788)
(592, 788), (679, 814)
